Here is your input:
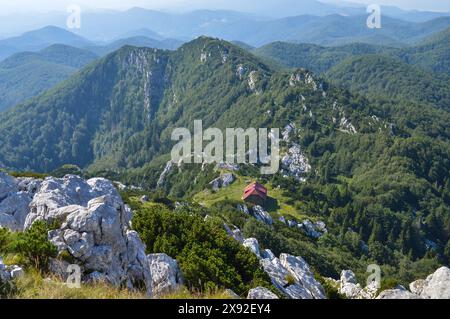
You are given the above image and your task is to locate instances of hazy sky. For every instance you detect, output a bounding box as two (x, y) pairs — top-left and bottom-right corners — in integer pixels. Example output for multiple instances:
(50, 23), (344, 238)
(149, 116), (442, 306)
(0, 0), (449, 14)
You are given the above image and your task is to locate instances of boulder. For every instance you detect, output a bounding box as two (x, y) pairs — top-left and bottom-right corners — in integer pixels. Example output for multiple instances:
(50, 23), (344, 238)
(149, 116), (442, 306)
(243, 238), (261, 258)
(0, 257), (23, 283)
(376, 267), (450, 299)
(280, 254), (325, 299)
(252, 206), (273, 225)
(23, 175), (153, 295)
(419, 266), (450, 299)
(260, 254), (325, 299)
(209, 173), (234, 191)
(224, 289), (241, 299)
(261, 249), (276, 261)
(0, 172), (40, 231)
(148, 253), (183, 296)
(247, 287), (278, 299)
(281, 143), (311, 182)
(298, 220), (325, 239)
(224, 224), (244, 244)
(377, 286), (421, 299)
(237, 204), (250, 215)
(337, 270), (379, 299)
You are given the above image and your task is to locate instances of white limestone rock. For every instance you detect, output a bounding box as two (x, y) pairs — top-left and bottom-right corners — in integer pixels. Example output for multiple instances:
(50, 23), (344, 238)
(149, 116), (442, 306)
(281, 144), (311, 182)
(339, 117), (357, 134)
(209, 173), (235, 191)
(243, 238), (261, 258)
(247, 287), (279, 299)
(23, 175), (153, 295)
(377, 286), (421, 299)
(224, 224), (244, 244)
(252, 206), (273, 225)
(282, 123), (296, 142)
(237, 204), (250, 215)
(0, 257), (23, 283)
(418, 266), (450, 299)
(157, 161), (173, 188)
(298, 220), (327, 239)
(224, 289), (241, 299)
(280, 254), (326, 299)
(260, 254), (325, 299)
(0, 172), (39, 231)
(148, 253), (183, 296)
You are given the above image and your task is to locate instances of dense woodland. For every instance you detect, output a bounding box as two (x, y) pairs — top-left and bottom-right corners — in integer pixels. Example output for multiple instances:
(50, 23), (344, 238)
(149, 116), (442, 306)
(0, 29), (450, 293)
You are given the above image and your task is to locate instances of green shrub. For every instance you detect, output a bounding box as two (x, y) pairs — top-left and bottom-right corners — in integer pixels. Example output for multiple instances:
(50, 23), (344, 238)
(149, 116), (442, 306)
(9, 221), (58, 272)
(132, 203), (272, 296)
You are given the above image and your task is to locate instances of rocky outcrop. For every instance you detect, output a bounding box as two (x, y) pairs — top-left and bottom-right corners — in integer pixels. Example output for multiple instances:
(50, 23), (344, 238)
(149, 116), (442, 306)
(282, 217), (327, 239)
(333, 267), (450, 299)
(224, 225), (325, 299)
(157, 161), (173, 188)
(410, 267), (450, 299)
(260, 253), (325, 299)
(243, 238), (261, 258)
(0, 173), (41, 231)
(282, 123), (296, 142)
(377, 286), (421, 299)
(224, 223), (245, 244)
(209, 173), (234, 191)
(376, 267), (450, 299)
(299, 220), (327, 238)
(0, 257), (24, 283)
(334, 270), (379, 299)
(252, 206), (273, 225)
(24, 175), (153, 295)
(281, 144), (311, 182)
(148, 253), (183, 296)
(248, 71), (260, 93)
(339, 117), (357, 134)
(247, 287), (278, 299)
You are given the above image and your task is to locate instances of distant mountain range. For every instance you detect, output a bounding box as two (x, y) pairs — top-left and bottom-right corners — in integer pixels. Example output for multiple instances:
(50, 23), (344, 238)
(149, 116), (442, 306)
(255, 27), (450, 75)
(0, 44), (98, 112)
(0, 26), (91, 60)
(0, 27), (186, 111)
(1, 6), (449, 44)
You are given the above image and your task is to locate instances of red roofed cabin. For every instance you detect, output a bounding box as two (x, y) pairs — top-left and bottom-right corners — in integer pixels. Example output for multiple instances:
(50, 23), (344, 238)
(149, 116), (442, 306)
(242, 182), (268, 205)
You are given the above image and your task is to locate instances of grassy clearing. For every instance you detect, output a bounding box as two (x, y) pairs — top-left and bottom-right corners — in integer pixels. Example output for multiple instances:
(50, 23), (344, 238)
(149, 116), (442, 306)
(8, 271), (237, 299)
(11, 271), (147, 299)
(193, 173), (309, 221)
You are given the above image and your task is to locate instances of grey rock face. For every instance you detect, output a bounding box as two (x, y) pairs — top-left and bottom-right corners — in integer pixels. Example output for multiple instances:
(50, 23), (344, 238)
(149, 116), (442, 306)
(415, 267), (450, 299)
(280, 254), (325, 299)
(224, 223), (244, 244)
(377, 286), (421, 299)
(334, 270), (379, 299)
(260, 253), (325, 299)
(298, 220), (327, 239)
(0, 257), (24, 283)
(148, 253), (183, 296)
(252, 206), (273, 225)
(224, 226), (325, 299)
(247, 287), (278, 299)
(243, 238), (261, 258)
(209, 173), (235, 191)
(339, 266), (450, 299)
(281, 143), (311, 182)
(0, 172), (40, 231)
